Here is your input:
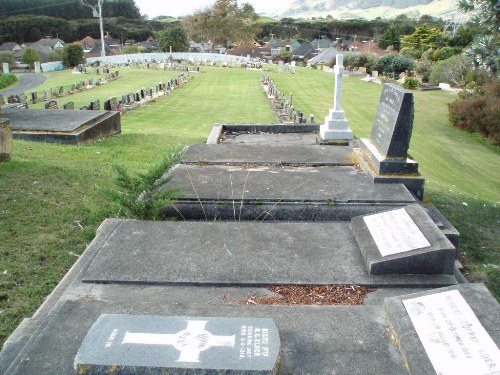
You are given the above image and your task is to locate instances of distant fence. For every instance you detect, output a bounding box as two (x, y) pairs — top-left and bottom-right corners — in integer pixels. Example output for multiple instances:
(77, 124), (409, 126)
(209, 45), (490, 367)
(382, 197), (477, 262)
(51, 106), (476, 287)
(41, 61), (64, 72)
(86, 53), (251, 65)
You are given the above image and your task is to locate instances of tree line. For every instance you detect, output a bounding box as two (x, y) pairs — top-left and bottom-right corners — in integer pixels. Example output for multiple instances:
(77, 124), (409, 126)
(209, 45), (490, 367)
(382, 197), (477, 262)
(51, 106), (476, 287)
(0, 0), (141, 20)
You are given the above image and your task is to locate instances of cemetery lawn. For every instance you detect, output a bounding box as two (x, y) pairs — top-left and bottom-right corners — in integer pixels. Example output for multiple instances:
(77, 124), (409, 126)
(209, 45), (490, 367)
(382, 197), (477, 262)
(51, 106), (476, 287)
(0, 66), (498, 348)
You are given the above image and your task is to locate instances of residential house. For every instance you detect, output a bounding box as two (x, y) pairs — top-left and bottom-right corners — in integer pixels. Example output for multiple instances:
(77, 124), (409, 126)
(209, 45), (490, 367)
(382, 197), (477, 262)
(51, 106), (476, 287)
(310, 38), (333, 53)
(347, 40), (397, 57)
(292, 44), (316, 63)
(307, 46), (340, 66)
(227, 43), (270, 60)
(14, 42), (52, 62)
(37, 38), (65, 51)
(0, 42), (22, 53)
(189, 42), (212, 53)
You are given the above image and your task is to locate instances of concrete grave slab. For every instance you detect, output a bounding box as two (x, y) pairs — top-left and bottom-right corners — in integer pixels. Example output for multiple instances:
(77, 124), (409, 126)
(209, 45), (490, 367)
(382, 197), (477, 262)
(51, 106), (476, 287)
(385, 283), (500, 375)
(75, 315), (280, 375)
(182, 144), (354, 165)
(3, 109), (121, 144)
(2, 298), (408, 375)
(352, 204), (456, 275)
(82, 219), (457, 287)
(158, 164), (417, 221)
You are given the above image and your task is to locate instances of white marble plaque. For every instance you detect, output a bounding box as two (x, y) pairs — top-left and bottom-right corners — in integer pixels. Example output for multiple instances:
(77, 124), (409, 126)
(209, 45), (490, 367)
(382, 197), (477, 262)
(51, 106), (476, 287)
(403, 290), (500, 375)
(363, 208), (430, 257)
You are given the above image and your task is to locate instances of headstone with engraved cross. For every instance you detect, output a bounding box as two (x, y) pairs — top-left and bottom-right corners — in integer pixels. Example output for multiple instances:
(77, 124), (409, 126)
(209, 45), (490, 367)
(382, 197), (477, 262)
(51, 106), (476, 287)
(74, 314), (281, 375)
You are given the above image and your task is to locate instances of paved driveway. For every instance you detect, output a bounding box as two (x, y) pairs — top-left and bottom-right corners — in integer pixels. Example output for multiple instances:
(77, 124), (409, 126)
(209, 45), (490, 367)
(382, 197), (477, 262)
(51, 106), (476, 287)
(0, 73), (46, 96)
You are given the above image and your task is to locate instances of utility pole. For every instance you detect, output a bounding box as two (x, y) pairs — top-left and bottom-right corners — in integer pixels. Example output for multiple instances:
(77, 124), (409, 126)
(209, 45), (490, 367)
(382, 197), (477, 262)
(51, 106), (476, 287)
(80, 0), (106, 58)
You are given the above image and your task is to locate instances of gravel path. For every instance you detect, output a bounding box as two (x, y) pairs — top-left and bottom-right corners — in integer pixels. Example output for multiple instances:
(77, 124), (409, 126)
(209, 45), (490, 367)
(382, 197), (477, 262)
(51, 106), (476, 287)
(0, 73), (46, 96)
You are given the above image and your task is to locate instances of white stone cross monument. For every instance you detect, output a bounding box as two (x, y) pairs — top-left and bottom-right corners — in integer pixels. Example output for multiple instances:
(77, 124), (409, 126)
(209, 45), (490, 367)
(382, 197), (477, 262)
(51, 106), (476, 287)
(122, 319), (236, 363)
(319, 54), (353, 142)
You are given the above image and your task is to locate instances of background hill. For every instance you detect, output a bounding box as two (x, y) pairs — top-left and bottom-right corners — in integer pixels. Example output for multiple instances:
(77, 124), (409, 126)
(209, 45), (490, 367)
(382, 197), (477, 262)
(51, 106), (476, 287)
(274, 0), (461, 19)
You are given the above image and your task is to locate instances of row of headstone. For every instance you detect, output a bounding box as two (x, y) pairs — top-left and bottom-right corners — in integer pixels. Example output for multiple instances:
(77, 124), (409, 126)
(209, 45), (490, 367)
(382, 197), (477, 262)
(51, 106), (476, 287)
(119, 73), (192, 112)
(5, 93), (28, 108)
(261, 75), (313, 124)
(32, 72), (120, 104)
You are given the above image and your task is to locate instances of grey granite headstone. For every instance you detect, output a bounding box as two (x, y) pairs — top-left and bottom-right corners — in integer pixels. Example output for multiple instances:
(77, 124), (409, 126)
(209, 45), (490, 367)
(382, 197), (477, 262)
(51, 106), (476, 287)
(63, 101), (74, 110)
(121, 94), (128, 105)
(128, 93), (135, 104)
(369, 83), (413, 159)
(351, 204), (456, 275)
(59, 86), (64, 96)
(45, 100), (58, 110)
(71, 83), (76, 91)
(0, 117), (12, 162)
(75, 315), (280, 375)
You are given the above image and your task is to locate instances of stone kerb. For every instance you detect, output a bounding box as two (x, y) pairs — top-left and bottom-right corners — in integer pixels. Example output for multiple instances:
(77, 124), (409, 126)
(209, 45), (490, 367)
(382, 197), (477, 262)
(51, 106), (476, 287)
(0, 117), (12, 162)
(75, 315), (281, 375)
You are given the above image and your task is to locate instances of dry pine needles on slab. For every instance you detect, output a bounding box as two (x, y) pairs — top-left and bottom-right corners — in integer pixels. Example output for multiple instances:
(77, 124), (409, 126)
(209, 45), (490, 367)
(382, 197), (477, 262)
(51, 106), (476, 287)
(240, 285), (375, 306)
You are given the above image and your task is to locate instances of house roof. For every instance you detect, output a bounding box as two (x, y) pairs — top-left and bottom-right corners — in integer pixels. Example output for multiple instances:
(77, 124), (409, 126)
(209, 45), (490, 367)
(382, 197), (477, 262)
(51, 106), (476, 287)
(311, 38), (333, 49)
(348, 40), (397, 56)
(307, 46), (340, 65)
(292, 44), (315, 58)
(37, 38), (64, 48)
(0, 42), (21, 52)
(15, 43), (52, 59)
(228, 44), (270, 59)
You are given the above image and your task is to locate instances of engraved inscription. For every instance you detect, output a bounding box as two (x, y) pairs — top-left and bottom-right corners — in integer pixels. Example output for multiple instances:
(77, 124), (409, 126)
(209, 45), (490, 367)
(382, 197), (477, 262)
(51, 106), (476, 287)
(403, 290), (500, 375)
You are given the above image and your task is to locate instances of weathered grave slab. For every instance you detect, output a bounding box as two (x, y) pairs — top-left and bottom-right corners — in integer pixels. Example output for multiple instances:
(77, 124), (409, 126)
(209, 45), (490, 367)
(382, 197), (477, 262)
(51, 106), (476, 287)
(3, 109), (121, 144)
(385, 283), (500, 375)
(352, 204), (456, 275)
(158, 164), (417, 221)
(182, 144), (354, 165)
(75, 315), (280, 375)
(1, 298), (410, 375)
(82, 219), (456, 287)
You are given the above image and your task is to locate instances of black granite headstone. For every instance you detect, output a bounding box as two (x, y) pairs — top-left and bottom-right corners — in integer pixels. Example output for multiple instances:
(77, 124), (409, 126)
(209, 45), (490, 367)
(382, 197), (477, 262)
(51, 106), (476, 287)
(90, 99), (100, 111)
(369, 83), (414, 158)
(45, 100), (58, 110)
(140, 89), (145, 99)
(135, 92), (141, 102)
(63, 101), (74, 110)
(75, 315), (280, 375)
(31, 91), (38, 102)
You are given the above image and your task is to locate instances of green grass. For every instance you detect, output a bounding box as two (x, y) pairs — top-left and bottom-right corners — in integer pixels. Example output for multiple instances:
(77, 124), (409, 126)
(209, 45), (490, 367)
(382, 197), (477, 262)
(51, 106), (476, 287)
(0, 65), (498, 349)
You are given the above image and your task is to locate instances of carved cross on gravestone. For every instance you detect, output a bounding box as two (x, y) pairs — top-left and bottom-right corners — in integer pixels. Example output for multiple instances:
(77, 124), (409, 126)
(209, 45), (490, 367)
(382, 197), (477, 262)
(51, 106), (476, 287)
(123, 320), (235, 363)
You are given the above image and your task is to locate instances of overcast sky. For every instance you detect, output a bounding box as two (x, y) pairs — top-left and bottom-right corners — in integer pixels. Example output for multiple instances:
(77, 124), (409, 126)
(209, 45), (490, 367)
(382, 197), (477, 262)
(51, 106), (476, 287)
(134, 0), (291, 18)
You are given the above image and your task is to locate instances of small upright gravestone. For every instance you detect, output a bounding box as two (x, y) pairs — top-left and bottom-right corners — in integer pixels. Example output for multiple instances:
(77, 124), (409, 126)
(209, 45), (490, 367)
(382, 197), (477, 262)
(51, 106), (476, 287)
(319, 54), (353, 144)
(359, 83), (417, 174)
(34, 61), (41, 73)
(45, 100), (59, 110)
(75, 315), (281, 375)
(63, 101), (74, 110)
(2, 62), (9, 74)
(90, 99), (100, 110)
(0, 116), (12, 162)
(354, 83), (425, 199)
(104, 97), (118, 111)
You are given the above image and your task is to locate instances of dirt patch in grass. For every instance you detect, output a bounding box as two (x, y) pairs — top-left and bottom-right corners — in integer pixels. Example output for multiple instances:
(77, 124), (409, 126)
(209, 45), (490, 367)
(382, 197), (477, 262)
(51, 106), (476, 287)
(240, 285), (376, 306)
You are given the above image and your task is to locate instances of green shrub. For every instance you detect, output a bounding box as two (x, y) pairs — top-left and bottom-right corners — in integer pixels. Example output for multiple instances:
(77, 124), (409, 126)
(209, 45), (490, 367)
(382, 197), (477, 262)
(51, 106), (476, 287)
(377, 54), (414, 77)
(343, 53), (379, 73)
(432, 46), (462, 62)
(403, 77), (420, 89)
(429, 55), (471, 87)
(400, 47), (422, 60)
(415, 59), (433, 82)
(448, 78), (500, 144)
(0, 73), (18, 89)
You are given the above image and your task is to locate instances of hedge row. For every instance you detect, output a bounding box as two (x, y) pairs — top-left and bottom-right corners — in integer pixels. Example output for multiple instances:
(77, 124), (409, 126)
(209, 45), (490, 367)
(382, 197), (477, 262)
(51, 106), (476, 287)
(0, 73), (18, 90)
